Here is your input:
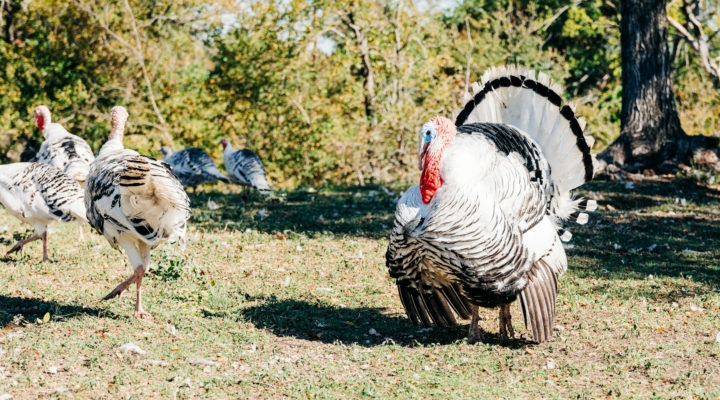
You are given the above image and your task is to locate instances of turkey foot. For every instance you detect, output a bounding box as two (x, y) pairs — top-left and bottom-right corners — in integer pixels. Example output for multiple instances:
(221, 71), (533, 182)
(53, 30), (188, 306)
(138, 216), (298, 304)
(7, 233), (42, 258)
(102, 269), (141, 301)
(499, 303), (515, 340)
(467, 305), (484, 344)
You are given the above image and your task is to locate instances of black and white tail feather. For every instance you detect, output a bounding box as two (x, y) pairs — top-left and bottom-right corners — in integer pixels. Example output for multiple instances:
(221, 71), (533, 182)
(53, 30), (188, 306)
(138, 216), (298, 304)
(454, 65), (598, 342)
(454, 66), (599, 241)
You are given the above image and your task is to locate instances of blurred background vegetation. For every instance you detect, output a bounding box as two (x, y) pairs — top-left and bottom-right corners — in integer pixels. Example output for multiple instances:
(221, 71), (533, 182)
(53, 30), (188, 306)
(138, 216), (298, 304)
(1, 0), (718, 188)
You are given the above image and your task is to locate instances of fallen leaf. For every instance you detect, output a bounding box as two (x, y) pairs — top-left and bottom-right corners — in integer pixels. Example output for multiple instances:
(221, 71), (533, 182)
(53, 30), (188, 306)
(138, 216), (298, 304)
(42, 313), (50, 324)
(345, 321), (354, 326)
(306, 331), (321, 341)
(525, 348), (535, 355)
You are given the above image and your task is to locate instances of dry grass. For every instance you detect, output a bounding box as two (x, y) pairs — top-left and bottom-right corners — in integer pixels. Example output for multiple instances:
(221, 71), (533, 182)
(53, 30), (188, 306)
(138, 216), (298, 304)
(1, 178), (720, 399)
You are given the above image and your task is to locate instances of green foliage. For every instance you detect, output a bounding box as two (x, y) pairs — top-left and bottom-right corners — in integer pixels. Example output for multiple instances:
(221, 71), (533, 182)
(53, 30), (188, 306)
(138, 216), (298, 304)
(1, 0), (718, 186)
(149, 250), (199, 281)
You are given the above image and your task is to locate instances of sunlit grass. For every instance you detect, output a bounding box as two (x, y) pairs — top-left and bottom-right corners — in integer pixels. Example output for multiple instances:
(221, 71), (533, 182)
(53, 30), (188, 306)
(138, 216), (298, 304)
(1, 179), (719, 398)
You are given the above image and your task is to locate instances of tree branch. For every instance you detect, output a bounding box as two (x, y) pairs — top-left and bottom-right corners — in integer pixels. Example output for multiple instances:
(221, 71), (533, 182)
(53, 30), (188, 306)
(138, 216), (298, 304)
(464, 18), (474, 93)
(75, 0), (172, 143)
(667, 0), (720, 89)
(123, 0), (167, 129)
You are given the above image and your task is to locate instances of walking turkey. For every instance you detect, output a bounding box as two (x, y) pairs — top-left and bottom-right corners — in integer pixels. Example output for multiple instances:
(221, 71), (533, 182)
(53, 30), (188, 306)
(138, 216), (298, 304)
(0, 163), (87, 261)
(34, 105), (95, 186)
(34, 105), (95, 240)
(386, 66), (599, 344)
(86, 106), (190, 318)
(159, 146), (229, 192)
(221, 138), (271, 199)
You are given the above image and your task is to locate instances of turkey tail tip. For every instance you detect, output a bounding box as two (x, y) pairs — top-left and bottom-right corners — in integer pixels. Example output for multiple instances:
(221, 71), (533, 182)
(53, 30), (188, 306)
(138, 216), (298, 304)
(578, 198), (598, 212)
(557, 229), (572, 242)
(569, 211), (589, 225)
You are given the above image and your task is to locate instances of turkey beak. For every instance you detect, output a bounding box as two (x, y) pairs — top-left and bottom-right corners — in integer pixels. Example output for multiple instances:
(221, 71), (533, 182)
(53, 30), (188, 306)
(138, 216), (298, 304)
(418, 142), (430, 170)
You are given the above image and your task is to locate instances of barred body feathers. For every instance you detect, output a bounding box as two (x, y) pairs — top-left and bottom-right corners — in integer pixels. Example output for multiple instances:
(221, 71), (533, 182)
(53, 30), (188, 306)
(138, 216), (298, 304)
(0, 162), (87, 260)
(34, 105), (95, 187)
(387, 66), (598, 343)
(222, 139), (271, 195)
(160, 147), (230, 190)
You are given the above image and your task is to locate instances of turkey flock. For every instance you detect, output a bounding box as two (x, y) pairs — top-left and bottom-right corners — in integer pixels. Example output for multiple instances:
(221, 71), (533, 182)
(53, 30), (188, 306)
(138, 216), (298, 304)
(0, 66), (598, 344)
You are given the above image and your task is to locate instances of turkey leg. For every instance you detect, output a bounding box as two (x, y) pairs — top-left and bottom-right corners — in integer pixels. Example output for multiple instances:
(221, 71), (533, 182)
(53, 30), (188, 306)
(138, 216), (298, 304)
(41, 232), (49, 262)
(133, 266), (151, 319)
(467, 304), (484, 344)
(499, 303), (515, 339)
(102, 268), (142, 302)
(6, 232), (42, 257)
(242, 186), (250, 202)
(77, 222), (85, 242)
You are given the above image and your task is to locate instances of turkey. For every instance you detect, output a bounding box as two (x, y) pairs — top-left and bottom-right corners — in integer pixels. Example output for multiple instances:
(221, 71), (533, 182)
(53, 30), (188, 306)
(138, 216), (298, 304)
(86, 106), (190, 318)
(0, 163), (87, 261)
(221, 138), (271, 199)
(159, 146), (229, 192)
(34, 105), (95, 240)
(386, 66), (599, 344)
(34, 105), (95, 186)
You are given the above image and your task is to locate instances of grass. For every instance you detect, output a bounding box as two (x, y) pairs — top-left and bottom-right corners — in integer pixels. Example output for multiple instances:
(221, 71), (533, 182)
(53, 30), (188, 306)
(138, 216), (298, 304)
(1, 177), (720, 398)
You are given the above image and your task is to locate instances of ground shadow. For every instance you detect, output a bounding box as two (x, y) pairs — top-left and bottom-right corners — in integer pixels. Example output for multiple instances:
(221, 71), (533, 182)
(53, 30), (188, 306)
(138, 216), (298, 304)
(188, 184), (400, 238)
(0, 295), (119, 325)
(580, 177), (720, 212)
(214, 297), (532, 348)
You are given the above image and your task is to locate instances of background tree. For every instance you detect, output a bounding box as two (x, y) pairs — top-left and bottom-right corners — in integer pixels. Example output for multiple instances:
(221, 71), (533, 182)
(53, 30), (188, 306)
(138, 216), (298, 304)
(598, 0), (720, 173)
(1, 0), (719, 188)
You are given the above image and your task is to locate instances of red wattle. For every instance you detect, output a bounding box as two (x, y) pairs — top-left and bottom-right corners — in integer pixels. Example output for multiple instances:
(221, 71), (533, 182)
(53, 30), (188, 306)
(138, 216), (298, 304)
(36, 116), (45, 130)
(420, 156), (442, 204)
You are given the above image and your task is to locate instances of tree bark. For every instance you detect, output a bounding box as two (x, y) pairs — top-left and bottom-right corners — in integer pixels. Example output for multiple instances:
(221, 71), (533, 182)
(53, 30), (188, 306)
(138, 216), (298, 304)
(600, 0), (720, 173)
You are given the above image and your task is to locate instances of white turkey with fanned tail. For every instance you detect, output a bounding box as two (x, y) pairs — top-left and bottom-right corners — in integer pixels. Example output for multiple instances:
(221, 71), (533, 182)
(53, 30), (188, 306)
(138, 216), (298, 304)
(386, 66), (598, 344)
(160, 147), (230, 192)
(221, 138), (271, 199)
(85, 106), (190, 319)
(0, 162), (87, 261)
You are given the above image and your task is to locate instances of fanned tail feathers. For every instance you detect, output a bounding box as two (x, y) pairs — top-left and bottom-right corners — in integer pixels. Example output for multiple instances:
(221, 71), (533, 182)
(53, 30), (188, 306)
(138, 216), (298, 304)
(455, 66), (599, 240)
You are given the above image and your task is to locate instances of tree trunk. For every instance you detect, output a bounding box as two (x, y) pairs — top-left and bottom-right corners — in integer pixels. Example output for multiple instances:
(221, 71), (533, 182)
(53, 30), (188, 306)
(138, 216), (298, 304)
(600, 0), (720, 173)
(600, 0), (684, 168)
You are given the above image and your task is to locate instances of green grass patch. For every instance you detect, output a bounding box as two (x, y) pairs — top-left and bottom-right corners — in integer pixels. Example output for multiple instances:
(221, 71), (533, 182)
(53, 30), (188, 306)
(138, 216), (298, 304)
(1, 179), (719, 398)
